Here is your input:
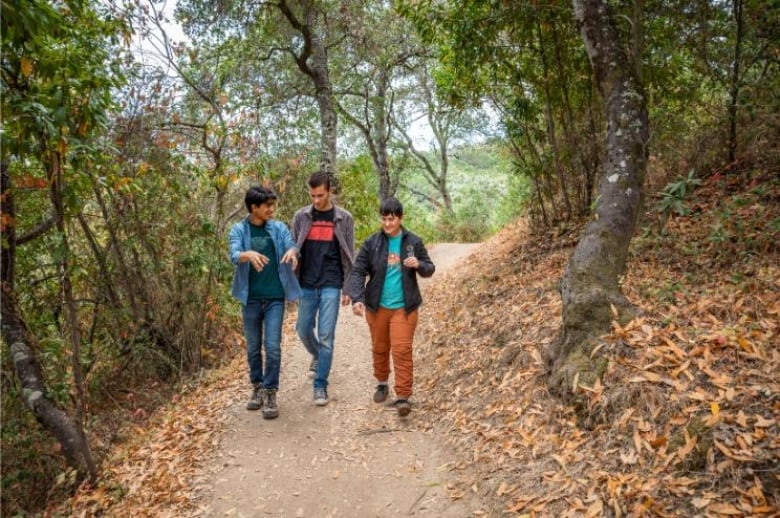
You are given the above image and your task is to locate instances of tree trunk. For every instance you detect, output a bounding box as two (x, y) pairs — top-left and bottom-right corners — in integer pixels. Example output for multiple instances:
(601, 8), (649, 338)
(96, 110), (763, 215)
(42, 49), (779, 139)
(538, 21), (573, 219)
(278, 0), (338, 176)
(0, 162), (98, 481)
(547, 0), (649, 401)
(311, 37), (338, 175)
(728, 0), (743, 163)
(336, 70), (394, 199)
(49, 152), (99, 477)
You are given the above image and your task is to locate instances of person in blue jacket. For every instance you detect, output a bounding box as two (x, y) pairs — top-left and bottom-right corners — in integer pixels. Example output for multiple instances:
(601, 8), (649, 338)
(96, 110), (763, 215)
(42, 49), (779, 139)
(229, 185), (301, 419)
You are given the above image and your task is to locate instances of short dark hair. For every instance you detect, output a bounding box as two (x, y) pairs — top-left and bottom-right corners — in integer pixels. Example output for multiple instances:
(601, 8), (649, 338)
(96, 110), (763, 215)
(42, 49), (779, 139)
(379, 196), (403, 217)
(244, 185), (278, 212)
(307, 170), (331, 190)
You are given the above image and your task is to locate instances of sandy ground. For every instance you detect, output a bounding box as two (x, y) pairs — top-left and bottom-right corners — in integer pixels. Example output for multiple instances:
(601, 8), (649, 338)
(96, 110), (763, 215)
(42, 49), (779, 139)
(194, 243), (481, 518)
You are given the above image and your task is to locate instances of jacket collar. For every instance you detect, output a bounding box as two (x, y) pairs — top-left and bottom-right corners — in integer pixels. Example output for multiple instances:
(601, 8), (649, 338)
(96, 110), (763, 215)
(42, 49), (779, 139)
(306, 204), (343, 220)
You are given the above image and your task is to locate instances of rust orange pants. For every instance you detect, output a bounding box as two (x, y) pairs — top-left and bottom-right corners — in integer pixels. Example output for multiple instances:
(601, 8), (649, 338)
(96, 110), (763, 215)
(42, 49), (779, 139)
(365, 307), (418, 399)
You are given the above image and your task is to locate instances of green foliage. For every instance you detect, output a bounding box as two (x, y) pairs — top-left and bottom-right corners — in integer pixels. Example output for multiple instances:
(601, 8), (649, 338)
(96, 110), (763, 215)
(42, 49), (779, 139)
(656, 170), (702, 231)
(1, 0), (130, 163)
(338, 155), (382, 244)
(0, 406), (65, 516)
(398, 142), (519, 242)
(2, 0), (777, 514)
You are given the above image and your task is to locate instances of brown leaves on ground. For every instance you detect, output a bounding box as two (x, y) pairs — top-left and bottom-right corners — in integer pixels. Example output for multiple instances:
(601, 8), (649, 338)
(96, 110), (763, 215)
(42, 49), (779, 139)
(54, 174), (777, 517)
(413, 173), (779, 517)
(51, 358), (247, 517)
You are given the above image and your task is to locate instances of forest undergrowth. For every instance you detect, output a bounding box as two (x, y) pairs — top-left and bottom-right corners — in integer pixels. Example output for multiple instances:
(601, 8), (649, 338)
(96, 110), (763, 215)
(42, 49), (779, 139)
(414, 170), (779, 516)
(42, 170), (778, 517)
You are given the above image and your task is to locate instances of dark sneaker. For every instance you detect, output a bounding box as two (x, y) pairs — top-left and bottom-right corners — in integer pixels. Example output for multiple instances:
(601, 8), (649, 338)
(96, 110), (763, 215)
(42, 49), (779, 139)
(307, 358), (318, 379)
(246, 385), (263, 411)
(314, 387), (329, 406)
(373, 384), (389, 403)
(262, 389), (279, 419)
(394, 399), (411, 417)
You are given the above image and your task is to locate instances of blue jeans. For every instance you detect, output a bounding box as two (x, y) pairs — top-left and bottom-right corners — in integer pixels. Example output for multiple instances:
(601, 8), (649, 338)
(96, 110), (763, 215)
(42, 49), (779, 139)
(242, 299), (285, 390)
(296, 287), (341, 389)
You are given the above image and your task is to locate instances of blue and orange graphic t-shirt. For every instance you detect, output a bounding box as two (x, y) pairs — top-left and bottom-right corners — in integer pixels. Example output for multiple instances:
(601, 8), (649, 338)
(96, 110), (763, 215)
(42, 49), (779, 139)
(300, 208), (343, 289)
(380, 234), (404, 309)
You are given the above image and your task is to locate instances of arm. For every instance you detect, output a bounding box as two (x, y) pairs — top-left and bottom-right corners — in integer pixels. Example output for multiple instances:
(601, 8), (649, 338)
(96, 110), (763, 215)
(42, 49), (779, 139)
(228, 224), (245, 265)
(349, 240), (371, 315)
(229, 222), (272, 271)
(276, 221), (299, 269)
(405, 239), (435, 278)
(341, 210), (357, 306)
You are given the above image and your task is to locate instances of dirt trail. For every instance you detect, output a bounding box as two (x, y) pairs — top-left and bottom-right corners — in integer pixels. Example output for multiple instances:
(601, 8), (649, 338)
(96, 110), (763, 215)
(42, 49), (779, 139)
(195, 243), (480, 517)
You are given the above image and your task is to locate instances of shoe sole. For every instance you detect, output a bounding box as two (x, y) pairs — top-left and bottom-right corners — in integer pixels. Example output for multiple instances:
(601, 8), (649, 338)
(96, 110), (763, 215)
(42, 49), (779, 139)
(262, 411), (279, 419)
(246, 403), (262, 411)
(314, 399), (329, 406)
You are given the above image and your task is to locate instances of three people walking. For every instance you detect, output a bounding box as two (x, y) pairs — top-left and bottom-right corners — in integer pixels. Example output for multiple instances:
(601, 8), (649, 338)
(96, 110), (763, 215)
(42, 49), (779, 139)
(229, 178), (433, 419)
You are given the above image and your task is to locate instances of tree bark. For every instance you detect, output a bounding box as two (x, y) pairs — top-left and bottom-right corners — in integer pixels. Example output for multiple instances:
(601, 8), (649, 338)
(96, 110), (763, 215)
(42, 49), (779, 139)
(1, 162), (98, 480)
(336, 69), (394, 199)
(278, 0), (338, 176)
(727, 0), (743, 163)
(547, 0), (649, 400)
(537, 20), (573, 218)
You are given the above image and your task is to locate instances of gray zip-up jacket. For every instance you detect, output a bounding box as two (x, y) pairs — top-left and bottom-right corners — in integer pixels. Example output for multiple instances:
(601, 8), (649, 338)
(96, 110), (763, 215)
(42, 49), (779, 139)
(291, 204), (355, 285)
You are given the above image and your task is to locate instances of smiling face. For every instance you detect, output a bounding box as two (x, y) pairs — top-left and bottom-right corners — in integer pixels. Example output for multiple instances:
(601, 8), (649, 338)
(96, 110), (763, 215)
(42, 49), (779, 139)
(249, 201), (276, 225)
(308, 184), (332, 211)
(381, 213), (402, 237)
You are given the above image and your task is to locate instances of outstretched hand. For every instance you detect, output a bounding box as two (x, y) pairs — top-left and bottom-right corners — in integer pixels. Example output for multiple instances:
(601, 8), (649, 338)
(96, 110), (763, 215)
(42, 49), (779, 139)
(281, 249), (298, 270)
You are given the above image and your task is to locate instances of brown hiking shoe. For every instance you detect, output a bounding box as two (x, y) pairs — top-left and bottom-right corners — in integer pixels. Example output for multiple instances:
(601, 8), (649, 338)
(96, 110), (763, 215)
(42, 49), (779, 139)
(394, 399), (411, 417)
(246, 385), (263, 411)
(262, 389), (279, 419)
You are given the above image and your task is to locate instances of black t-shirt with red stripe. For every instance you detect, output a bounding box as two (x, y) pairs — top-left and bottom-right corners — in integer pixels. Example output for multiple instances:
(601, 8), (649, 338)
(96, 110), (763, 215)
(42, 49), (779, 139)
(299, 208), (343, 289)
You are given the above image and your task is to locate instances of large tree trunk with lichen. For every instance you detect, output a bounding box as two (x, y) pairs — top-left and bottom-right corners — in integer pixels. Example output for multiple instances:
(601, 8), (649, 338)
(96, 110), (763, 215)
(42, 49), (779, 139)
(546, 0), (649, 400)
(1, 163), (98, 480)
(277, 0), (338, 176)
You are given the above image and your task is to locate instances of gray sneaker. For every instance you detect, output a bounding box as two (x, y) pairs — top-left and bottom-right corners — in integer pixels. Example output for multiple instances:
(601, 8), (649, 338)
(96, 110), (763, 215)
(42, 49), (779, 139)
(307, 358), (318, 379)
(373, 384), (389, 403)
(313, 387), (329, 406)
(262, 389), (279, 419)
(246, 385), (263, 411)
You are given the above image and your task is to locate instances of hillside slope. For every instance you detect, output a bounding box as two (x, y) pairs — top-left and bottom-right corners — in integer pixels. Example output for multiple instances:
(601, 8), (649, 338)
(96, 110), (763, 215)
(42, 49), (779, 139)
(414, 172), (779, 516)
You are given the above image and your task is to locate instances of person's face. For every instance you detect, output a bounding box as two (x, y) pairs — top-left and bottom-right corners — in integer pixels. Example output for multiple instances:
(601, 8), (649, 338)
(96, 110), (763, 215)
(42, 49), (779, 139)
(250, 201), (276, 224)
(309, 184), (332, 211)
(381, 213), (402, 237)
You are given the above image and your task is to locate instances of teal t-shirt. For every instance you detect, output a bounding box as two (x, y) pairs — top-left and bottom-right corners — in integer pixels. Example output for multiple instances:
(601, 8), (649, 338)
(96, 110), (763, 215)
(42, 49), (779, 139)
(248, 223), (284, 300)
(379, 234), (404, 309)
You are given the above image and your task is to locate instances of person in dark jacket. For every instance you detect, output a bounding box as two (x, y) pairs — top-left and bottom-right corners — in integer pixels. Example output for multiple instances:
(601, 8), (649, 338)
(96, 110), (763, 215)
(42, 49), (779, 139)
(349, 197), (435, 417)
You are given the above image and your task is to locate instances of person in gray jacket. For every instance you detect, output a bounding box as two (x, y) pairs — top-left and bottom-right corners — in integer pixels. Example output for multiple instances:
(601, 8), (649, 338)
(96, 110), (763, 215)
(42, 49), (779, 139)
(291, 171), (355, 407)
(229, 185), (301, 419)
